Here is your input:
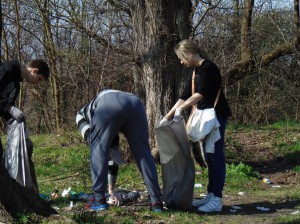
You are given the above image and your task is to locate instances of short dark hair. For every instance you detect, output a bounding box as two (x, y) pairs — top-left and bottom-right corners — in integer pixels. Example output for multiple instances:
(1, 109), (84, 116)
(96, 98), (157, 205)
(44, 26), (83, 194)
(27, 60), (50, 80)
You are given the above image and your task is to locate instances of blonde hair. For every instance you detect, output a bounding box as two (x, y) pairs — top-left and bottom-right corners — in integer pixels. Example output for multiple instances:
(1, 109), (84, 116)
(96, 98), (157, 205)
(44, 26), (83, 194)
(174, 39), (210, 61)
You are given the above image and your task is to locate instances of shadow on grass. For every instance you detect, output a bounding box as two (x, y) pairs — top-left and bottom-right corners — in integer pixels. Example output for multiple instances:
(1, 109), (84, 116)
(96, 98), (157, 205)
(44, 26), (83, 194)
(244, 151), (300, 175)
(187, 199), (300, 216)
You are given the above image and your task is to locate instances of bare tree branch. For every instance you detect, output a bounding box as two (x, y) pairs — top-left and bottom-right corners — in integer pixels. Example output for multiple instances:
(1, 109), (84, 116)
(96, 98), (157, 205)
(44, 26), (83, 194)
(192, 0), (221, 38)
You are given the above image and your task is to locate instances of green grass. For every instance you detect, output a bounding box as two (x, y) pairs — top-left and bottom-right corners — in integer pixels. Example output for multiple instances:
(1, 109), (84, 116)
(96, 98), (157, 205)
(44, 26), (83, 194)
(273, 133), (300, 167)
(227, 162), (260, 178)
(15, 213), (31, 224)
(31, 132), (264, 223)
(275, 141), (300, 153)
(261, 119), (300, 131)
(276, 216), (300, 224)
(194, 162), (260, 193)
(294, 166), (300, 172)
(2, 119), (298, 224)
(228, 119), (300, 132)
(227, 122), (255, 131)
(34, 144), (91, 194)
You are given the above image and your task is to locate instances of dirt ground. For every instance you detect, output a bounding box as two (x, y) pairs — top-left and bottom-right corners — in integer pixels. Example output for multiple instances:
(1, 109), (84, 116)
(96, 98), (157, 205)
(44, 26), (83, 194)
(229, 130), (299, 186)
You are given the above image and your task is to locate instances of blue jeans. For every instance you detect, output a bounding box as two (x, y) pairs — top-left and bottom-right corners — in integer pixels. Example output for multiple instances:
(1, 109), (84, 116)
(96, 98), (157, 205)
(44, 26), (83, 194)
(204, 116), (227, 198)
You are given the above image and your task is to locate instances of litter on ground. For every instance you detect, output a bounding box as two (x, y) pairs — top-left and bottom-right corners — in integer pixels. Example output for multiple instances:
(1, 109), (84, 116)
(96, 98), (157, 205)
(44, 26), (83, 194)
(291, 210), (299, 215)
(256, 206), (270, 211)
(231, 205), (242, 210)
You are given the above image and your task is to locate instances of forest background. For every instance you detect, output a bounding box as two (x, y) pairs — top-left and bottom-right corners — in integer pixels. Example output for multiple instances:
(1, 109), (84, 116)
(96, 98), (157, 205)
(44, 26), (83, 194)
(0, 0), (299, 223)
(0, 0), (299, 144)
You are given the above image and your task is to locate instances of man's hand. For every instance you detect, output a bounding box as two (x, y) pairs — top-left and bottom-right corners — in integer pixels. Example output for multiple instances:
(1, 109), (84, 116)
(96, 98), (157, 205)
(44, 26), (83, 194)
(108, 191), (122, 206)
(9, 106), (25, 122)
(173, 108), (183, 122)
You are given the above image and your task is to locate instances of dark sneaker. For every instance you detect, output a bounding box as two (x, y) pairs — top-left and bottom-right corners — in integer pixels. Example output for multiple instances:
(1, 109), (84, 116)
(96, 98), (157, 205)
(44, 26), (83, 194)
(85, 197), (109, 211)
(151, 201), (163, 212)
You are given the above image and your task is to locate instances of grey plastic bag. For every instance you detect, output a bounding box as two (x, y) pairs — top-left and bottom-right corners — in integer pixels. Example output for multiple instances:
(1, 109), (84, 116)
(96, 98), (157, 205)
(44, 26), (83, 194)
(5, 119), (36, 191)
(155, 120), (195, 210)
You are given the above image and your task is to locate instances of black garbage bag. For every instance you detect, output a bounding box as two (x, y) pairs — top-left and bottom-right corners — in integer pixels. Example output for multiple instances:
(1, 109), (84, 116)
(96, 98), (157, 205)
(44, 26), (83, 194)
(4, 119), (38, 194)
(154, 120), (195, 210)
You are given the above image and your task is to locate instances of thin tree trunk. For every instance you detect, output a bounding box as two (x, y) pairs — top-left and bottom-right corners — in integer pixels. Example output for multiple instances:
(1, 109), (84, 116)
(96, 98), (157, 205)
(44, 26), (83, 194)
(294, 0), (300, 49)
(13, 0), (25, 110)
(240, 0), (254, 61)
(34, 0), (61, 131)
(234, 0), (240, 41)
(2, 27), (8, 60)
(0, 0), (2, 64)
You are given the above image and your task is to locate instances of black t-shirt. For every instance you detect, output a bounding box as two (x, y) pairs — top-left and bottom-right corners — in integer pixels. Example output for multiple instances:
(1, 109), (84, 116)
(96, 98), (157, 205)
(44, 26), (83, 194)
(180, 60), (231, 118)
(0, 60), (22, 120)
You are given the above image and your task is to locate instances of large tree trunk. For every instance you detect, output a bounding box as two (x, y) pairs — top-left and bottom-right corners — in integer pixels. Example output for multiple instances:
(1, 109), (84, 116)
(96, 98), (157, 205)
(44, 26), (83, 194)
(0, 162), (56, 220)
(131, 0), (192, 146)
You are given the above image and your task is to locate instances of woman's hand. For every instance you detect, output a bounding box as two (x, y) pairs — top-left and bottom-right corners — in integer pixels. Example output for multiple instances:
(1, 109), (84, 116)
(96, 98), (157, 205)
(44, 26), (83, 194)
(173, 108), (183, 122)
(159, 117), (171, 126)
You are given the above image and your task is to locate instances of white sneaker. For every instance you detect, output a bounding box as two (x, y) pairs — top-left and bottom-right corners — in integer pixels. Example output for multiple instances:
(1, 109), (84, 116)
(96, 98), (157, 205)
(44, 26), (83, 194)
(192, 192), (214, 207)
(197, 196), (222, 212)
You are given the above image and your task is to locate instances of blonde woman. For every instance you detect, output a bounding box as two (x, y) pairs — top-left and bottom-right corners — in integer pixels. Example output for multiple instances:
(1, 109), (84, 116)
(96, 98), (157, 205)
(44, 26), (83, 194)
(160, 39), (231, 212)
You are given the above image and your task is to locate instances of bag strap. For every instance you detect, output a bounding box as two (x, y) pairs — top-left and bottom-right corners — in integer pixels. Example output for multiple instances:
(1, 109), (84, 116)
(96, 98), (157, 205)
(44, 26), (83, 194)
(191, 67), (221, 109)
(214, 88), (221, 108)
(191, 68), (197, 111)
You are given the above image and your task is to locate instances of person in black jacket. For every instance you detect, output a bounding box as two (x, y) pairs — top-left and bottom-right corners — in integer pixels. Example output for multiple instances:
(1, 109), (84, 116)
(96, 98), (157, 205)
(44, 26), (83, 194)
(160, 39), (231, 213)
(0, 59), (49, 193)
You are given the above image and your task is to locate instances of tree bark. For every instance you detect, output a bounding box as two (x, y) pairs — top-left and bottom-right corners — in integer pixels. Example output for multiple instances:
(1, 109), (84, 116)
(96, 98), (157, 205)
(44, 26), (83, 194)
(130, 0), (192, 146)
